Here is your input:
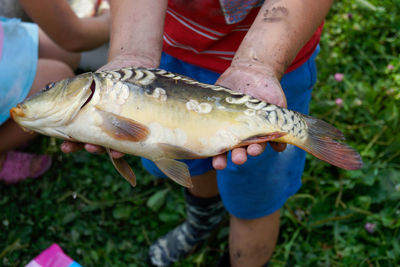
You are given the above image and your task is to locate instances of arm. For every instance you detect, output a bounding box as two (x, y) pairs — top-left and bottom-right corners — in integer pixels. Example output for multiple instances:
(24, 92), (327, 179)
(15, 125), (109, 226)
(213, 0), (334, 169)
(19, 0), (110, 52)
(102, 0), (168, 70)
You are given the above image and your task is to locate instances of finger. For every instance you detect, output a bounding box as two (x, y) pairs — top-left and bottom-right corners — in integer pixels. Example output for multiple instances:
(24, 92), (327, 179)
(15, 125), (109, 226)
(212, 153), (228, 170)
(247, 143), (267, 157)
(110, 149), (125, 159)
(61, 141), (83, 153)
(270, 142), (287, 152)
(84, 143), (105, 154)
(231, 147), (247, 165)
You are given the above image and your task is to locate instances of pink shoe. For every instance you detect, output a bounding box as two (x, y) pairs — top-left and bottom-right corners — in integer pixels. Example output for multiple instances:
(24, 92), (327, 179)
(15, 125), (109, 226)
(26, 243), (82, 267)
(0, 151), (52, 184)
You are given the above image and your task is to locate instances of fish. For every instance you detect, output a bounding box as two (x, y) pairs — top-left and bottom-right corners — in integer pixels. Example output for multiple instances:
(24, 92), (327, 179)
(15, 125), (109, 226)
(10, 67), (363, 188)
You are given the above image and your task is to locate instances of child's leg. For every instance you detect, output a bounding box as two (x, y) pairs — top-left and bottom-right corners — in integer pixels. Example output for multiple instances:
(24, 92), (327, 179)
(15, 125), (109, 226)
(0, 59), (74, 154)
(38, 28), (81, 70)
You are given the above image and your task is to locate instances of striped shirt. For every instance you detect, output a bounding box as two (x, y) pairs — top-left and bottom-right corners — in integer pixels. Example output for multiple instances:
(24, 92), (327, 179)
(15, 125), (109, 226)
(163, 0), (323, 74)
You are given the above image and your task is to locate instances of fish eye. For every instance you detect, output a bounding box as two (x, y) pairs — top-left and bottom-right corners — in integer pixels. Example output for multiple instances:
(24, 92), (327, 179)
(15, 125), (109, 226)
(42, 82), (55, 92)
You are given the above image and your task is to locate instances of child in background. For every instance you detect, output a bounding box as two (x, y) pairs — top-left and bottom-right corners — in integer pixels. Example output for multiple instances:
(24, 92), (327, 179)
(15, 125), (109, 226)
(0, 0), (110, 183)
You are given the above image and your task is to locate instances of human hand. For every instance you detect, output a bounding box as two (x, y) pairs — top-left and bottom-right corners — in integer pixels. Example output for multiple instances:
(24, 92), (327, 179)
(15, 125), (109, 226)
(98, 54), (159, 71)
(61, 142), (125, 158)
(212, 63), (287, 170)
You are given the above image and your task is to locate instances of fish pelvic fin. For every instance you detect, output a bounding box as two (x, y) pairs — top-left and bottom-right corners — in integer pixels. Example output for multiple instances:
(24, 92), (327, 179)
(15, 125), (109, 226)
(106, 148), (137, 187)
(283, 116), (363, 170)
(154, 158), (193, 188)
(157, 143), (203, 159)
(96, 106), (149, 142)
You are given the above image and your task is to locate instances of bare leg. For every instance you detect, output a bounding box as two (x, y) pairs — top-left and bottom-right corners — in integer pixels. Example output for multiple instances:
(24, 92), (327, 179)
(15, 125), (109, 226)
(38, 28), (81, 70)
(0, 59), (73, 154)
(229, 210), (280, 267)
(189, 169), (219, 198)
(29, 59), (74, 96)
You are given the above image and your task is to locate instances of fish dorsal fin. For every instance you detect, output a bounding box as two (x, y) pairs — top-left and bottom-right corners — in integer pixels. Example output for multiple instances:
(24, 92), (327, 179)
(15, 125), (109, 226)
(154, 158), (193, 188)
(96, 106), (149, 141)
(234, 132), (287, 148)
(106, 148), (137, 187)
(157, 143), (202, 159)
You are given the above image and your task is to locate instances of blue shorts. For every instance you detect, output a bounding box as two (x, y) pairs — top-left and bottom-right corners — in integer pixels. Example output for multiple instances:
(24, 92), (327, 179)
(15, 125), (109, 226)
(142, 47), (319, 219)
(0, 17), (38, 125)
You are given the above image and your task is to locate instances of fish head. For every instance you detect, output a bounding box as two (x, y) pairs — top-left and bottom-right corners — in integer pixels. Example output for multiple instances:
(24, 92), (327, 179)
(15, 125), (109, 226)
(10, 72), (95, 139)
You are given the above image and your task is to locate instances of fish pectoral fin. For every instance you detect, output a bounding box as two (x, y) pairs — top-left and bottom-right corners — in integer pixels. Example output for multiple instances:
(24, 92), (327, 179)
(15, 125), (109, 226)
(95, 106), (149, 142)
(157, 143), (202, 159)
(235, 132), (287, 147)
(106, 148), (137, 187)
(154, 158), (193, 188)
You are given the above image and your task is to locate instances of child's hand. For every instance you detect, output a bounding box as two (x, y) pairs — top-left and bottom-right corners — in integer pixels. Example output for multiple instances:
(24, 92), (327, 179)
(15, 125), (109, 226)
(98, 54), (158, 71)
(212, 62), (287, 170)
(61, 142), (125, 158)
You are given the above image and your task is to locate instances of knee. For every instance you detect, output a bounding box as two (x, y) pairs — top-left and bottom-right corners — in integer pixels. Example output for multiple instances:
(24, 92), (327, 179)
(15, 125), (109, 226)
(30, 59), (74, 96)
(38, 59), (74, 80)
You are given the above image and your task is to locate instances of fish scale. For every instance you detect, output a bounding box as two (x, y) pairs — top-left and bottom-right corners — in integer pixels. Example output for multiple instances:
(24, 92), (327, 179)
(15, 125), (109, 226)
(11, 67), (363, 188)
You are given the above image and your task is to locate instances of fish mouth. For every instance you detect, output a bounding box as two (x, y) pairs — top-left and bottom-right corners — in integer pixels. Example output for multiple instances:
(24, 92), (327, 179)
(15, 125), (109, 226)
(10, 104), (25, 120)
(10, 104), (36, 133)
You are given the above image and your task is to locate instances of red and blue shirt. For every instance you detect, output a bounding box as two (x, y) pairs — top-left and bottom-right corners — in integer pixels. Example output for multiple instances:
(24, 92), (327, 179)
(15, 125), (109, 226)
(163, 0), (323, 73)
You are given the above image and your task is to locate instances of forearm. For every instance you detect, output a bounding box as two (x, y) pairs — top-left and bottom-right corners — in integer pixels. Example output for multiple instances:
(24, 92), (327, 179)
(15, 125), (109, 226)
(108, 0), (168, 67)
(65, 16), (109, 52)
(19, 0), (109, 52)
(233, 0), (333, 80)
(41, 16), (109, 52)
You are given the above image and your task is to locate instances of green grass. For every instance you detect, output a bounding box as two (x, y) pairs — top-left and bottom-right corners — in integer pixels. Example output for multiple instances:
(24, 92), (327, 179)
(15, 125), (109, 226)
(1, 0), (399, 266)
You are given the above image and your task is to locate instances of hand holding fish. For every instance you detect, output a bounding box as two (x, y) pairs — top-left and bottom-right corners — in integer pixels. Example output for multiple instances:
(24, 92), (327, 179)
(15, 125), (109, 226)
(61, 62), (289, 169)
(11, 67), (362, 188)
(60, 0), (166, 160)
(99, 54), (160, 72)
(212, 63), (288, 169)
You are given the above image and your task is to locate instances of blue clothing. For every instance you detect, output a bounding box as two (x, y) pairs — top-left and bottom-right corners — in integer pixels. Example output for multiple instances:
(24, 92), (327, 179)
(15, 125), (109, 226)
(142, 47), (319, 219)
(0, 17), (38, 125)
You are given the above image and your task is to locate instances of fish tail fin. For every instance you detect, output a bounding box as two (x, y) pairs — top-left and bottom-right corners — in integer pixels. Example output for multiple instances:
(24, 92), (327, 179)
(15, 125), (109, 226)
(290, 115), (363, 170)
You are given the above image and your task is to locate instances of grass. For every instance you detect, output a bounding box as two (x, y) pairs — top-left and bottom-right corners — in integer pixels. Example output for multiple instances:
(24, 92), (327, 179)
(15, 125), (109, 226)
(1, 0), (399, 266)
